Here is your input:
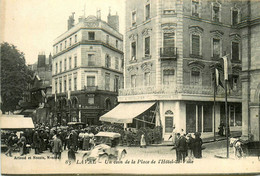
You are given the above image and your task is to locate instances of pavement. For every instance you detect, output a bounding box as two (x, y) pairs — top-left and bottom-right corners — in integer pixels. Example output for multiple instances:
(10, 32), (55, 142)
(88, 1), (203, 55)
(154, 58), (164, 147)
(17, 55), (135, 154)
(153, 131), (242, 146)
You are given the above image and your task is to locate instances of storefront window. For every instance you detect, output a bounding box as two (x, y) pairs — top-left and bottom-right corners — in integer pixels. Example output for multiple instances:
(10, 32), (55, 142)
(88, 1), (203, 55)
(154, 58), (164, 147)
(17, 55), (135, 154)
(186, 104), (196, 133)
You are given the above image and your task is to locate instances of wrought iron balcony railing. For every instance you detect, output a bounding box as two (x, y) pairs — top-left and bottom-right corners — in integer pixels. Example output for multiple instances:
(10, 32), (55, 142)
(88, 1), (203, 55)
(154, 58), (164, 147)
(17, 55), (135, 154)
(160, 47), (177, 60)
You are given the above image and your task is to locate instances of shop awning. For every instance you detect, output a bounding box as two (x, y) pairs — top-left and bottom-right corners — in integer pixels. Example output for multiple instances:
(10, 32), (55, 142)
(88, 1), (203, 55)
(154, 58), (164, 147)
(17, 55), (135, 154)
(0, 116), (35, 129)
(100, 102), (155, 123)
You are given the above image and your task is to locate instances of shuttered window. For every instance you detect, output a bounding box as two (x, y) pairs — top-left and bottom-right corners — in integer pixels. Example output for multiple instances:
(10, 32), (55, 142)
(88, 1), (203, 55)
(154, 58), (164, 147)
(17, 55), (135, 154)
(232, 42), (239, 61)
(213, 38), (220, 57)
(145, 36), (150, 56)
(192, 34), (200, 56)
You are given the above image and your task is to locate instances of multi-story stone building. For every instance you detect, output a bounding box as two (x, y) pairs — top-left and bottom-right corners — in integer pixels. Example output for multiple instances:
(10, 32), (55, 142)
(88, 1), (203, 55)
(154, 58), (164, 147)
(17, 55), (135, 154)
(102, 0), (244, 140)
(240, 1), (260, 141)
(52, 12), (124, 126)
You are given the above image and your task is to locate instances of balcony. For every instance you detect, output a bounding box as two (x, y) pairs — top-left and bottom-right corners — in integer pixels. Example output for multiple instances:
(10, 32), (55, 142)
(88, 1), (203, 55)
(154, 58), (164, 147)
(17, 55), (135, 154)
(160, 47), (177, 60)
(179, 85), (242, 97)
(118, 84), (241, 102)
(83, 86), (98, 92)
(119, 85), (177, 96)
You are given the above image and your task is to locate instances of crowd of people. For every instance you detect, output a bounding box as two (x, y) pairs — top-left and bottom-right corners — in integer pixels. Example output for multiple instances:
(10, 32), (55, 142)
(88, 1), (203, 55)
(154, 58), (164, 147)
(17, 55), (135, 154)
(169, 127), (203, 163)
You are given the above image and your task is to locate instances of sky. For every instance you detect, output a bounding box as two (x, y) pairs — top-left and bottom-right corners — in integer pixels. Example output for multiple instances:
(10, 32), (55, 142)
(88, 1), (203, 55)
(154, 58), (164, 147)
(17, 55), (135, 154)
(0, 0), (125, 65)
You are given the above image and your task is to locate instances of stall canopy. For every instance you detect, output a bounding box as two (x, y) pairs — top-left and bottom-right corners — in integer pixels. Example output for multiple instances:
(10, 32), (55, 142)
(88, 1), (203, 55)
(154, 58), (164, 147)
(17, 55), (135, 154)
(100, 102), (155, 123)
(0, 115), (35, 129)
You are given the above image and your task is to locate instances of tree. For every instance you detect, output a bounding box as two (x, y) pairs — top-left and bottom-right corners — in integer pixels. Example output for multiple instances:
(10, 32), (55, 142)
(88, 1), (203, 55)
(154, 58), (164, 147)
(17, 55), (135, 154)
(1, 42), (33, 113)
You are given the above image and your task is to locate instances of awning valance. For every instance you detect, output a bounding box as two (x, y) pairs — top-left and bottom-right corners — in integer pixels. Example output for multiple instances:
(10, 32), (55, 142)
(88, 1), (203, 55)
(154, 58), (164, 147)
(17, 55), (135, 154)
(100, 102), (155, 123)
(0, 116), (35, 129)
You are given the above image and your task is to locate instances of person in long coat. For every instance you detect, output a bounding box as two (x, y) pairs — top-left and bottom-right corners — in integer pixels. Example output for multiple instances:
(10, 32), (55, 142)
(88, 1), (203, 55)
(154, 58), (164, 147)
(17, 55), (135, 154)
(18, 133), (27, 156)
(82, 133), (89, 150)
(33, 130), (40, 154)
(193, 132), (203, 158)
(53, 133), (63, 159)
(176, 135), (187, 163)
(186, 133), (194, 163)
(140, 134), (146, 148)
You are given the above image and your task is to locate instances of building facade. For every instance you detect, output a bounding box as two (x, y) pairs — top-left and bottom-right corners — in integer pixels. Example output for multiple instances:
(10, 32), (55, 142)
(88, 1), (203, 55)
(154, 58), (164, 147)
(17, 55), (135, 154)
(240, 1), (260, 141)
(20, 53), (53, 124)
(52, 13), (124, 126)
(118, 0), (243, 140)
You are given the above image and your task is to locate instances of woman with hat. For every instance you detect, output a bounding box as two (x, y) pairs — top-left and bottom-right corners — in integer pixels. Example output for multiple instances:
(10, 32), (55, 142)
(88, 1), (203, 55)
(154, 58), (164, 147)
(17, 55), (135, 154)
(193, 132), (202, 158)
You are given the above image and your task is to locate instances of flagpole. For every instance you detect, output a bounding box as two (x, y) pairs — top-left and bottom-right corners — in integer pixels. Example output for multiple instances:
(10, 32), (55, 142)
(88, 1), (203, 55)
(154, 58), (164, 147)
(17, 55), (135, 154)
(213, 76), (216, 141)
(225, 79), (229, 158)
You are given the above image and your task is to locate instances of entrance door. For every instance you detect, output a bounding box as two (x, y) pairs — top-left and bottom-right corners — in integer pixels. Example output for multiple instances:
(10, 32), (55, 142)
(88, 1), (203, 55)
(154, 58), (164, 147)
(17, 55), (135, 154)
(165, 110), (174, 133)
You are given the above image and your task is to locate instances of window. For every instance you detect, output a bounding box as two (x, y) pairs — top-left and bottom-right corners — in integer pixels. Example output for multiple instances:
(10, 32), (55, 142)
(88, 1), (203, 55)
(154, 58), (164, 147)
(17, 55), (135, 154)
(59, 79), (62, 93)
(106, 35), (109, 44)
(131, 75), (137, 88)
(88, 54), (95, 66)
(192, 0), (199, 17)
(55, 63), (58, 74)
(105, 99), (111, 110)
(115, 57), (119, 70)
(163, 69), (175, 85)
(144, 36), (150, 56)
(60, 43), (62, 51)
(64, 79), (67, 92)
(74, 56), (77, 68)
(232, 42), (239, 61)
(212, 3), (221, 22)
(192, 34), (200, 56)
(56, 46), (58, 53)
(116, 40), (118, 49)
(65, 41), (67, 49)
(69, 78), (71, 91)
(75, 35), (77, 43)
(55, 80), (58, 92)
(105, 73), (110, 91)
(191, 69), (200, 85)
(114, 76), (119, 92)
(105, 55), (111, 68)
(163, 0), (176, 14)
(232, 9), (239, 25)
(144, 72), (151, 86)
(233, 75), (239, 91)
(213, 38), (220, 58)
(88, 32), (95, 40)
(60, 61), (62, 73)
(69, 57), (72, 69)
(145, 4), (151, 20)
(131, 41), (137, 60)
(74, 77), (77, 90)
(69, 38), (72, 46)
(87, 76), (95, 87)
(88, 94), (94, 105)
(132, 11), (136, 26)
(163, 32), (175, 48)
(64, 58), (67, 71)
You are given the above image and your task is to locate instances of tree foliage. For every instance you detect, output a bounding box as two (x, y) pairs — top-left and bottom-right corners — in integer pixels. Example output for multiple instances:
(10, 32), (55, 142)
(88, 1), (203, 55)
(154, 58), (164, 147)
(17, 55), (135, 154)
(1, 42), (33, 113)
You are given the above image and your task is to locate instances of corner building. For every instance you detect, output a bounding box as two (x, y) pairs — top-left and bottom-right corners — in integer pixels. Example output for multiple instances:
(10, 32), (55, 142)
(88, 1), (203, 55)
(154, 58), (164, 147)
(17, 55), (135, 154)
(117, 0), (243, 140)
(52, 13), (124, 126)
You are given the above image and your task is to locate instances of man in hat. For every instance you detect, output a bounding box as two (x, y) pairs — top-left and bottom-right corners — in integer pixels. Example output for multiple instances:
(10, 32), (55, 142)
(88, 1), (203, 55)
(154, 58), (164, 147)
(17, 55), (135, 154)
(53, 133), (63, 159)
(175, 133), (181, 163)
(186, 133), (194, 163)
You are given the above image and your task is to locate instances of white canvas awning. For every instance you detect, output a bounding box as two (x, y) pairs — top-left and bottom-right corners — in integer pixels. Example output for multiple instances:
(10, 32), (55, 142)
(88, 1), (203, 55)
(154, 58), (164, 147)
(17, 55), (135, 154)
(0, 116), (35, 129)
(100, 102), (155, 123)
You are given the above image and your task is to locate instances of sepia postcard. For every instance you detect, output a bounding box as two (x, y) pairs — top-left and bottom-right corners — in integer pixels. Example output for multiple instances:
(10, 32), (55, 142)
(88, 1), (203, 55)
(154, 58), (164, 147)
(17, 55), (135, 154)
(1, 0), (260, 175)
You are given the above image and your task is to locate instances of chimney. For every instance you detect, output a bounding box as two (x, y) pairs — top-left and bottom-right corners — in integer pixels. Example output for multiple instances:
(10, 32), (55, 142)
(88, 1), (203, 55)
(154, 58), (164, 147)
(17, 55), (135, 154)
(96, 9), (101, 20)
(107, 11), (119, 32)
(68, 12), (75, 30)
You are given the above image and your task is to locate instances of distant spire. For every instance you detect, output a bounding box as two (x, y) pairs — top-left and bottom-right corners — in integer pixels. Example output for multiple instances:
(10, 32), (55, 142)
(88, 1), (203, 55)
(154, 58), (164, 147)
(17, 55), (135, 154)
(109, 7), (111, 16)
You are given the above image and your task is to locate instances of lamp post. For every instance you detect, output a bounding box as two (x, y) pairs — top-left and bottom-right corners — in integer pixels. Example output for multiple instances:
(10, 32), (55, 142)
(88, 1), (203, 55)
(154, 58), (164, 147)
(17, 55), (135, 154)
(79, 104), (81, 122)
